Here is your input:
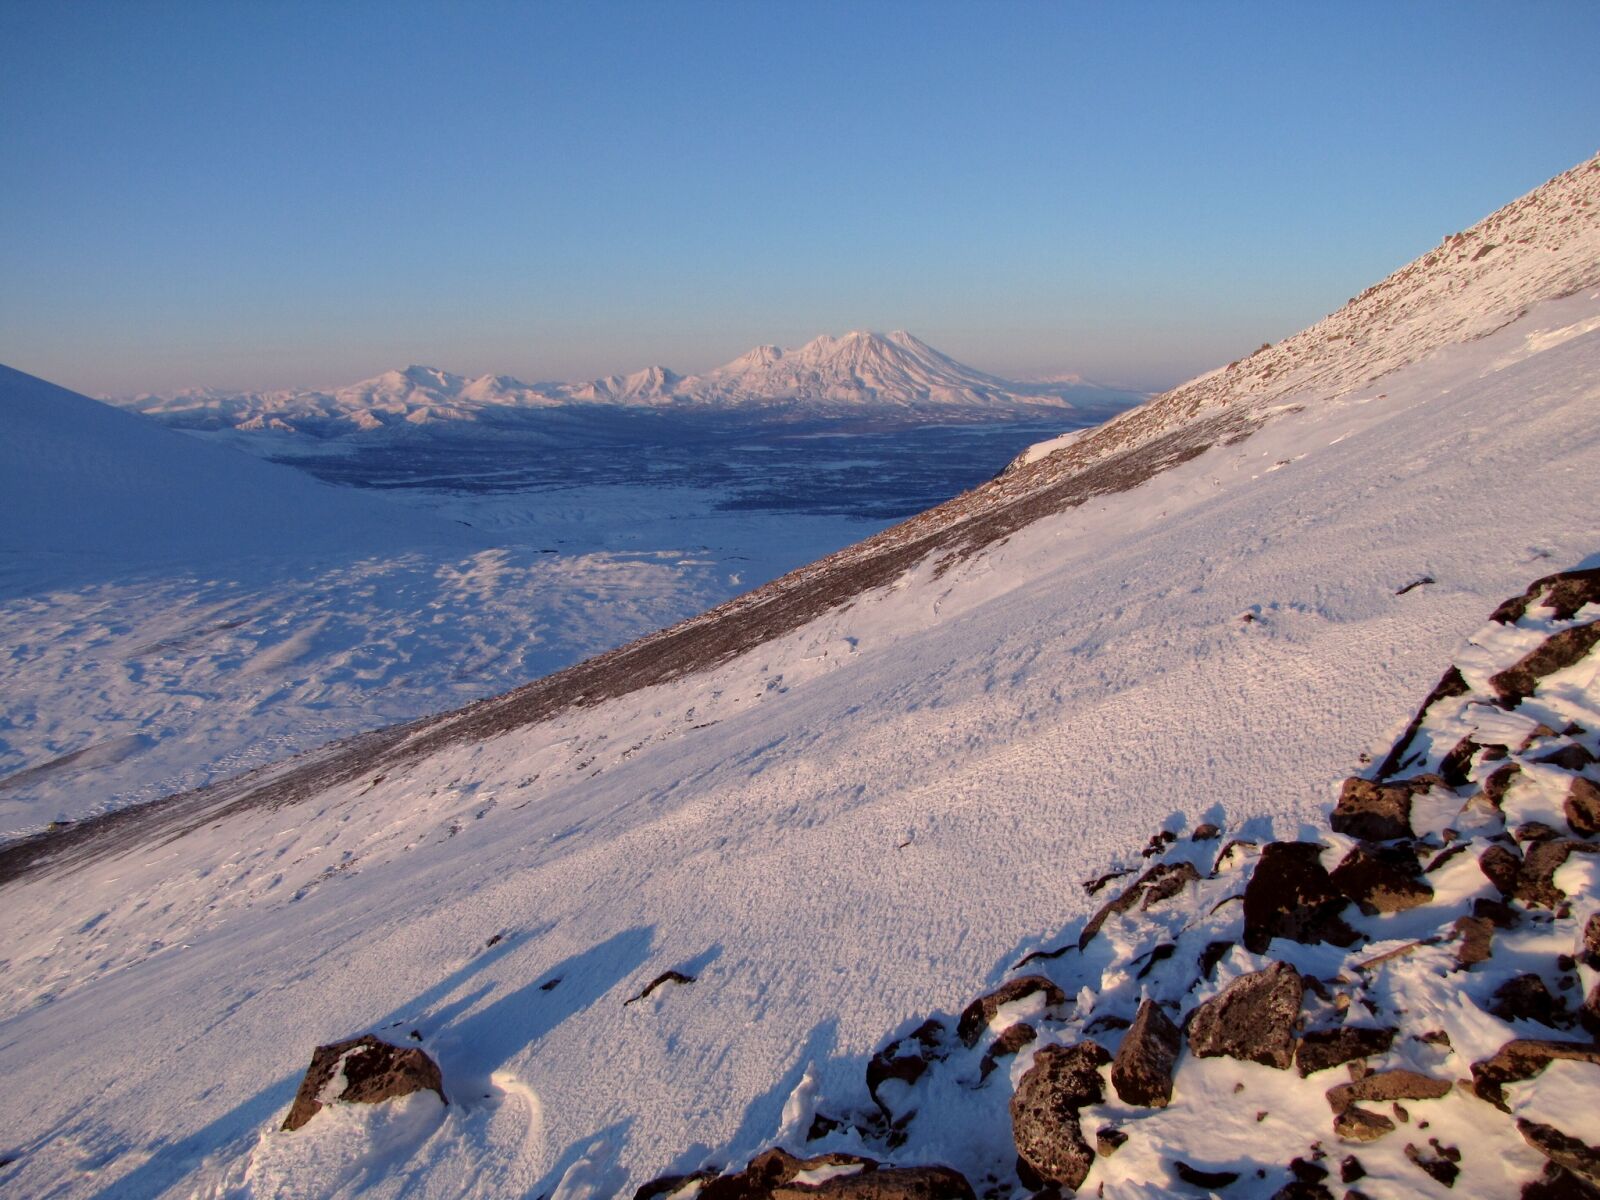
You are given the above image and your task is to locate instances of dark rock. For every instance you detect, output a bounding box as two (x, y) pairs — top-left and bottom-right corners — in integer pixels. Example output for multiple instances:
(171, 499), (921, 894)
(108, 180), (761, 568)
(1522, 1161), (1600, 1199)
(773, 1166), (978, 1199)
(1587, 915), (1600, 970)
(1470, 1038), (1600, 1109)
(1536, 744), (1599, 772)
(1192, 823), (1222, 841)
(282, 1035), (446, 1132)
(1329, 846), (1433, 914)
(1010, 1042), (1109, 1190)
(1426, 843), (1472, 873)
(957, 978), (1064, 1047)
(1567, 777), (1600, 838)
(1405, 1141), (1461, 1187)
(1096, 1126), (1128, 1156)
(1492, 570), (1600, 625)
(1484, 762), (1523, 808)
(1211, 838), (1259, 874)
(1475, 896), (1520, 928)
(1333, 776), (1441, 842)
(1296, 1026), (1395, 1077)
(1454, 915), (1495, 966)
(1520, 1121), (1600, 1190)
(1269, 1183), (1334, 1200)
(1133, 942), (1177, 979)
(1491, 975), (1573, 1029)
(1188, 961), (1303, 1069)
(1518, 839), (1600, 909)
(979, 1023), (1036, 1081)
(1376, 667), (1470, 779)
(1490, 621), (1600, 708)
(1200, 940), (1235, 979)
(1079, 861), (1200, 949)
(624, 970), (696, 1005)
(1439, 736), (1481, 788)
(1333, 1105), (1395, 1142)
(1340, 1156), (1366, 1183)
(1395, 575), (1435, 596)
(868, 1019), (946, 1114)
(1140, 829), (1179, 857)
(808, 1113), (844, 1141)
(1326, 1069), (1452, 1116)
(1081, 867), (1135, 896)
(1290, 1158), (1329, 1183)
(1519, 821), (1565, 845)
(1481, 843), (1526, 896)
(636, 1169), (720, 1200)
(1111, 1000), (1181, 1107)
(1175, 1161), (1240, 1188)
(1242, 844), (1357, 955)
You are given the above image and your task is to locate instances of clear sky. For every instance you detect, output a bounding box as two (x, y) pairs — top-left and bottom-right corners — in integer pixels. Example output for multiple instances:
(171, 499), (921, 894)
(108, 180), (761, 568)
(1, 1), (1596, 396)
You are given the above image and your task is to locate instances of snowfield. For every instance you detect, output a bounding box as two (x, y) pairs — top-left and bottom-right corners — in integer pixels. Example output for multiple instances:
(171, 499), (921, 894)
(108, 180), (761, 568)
(0, 157), (1597, 1199)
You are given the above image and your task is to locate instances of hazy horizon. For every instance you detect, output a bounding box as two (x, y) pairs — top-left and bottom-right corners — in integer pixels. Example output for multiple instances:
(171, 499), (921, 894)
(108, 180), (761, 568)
(2, 1), (1596, 397)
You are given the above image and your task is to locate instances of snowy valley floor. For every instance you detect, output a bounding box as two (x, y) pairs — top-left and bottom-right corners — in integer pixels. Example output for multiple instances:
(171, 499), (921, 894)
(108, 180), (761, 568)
(0, 288), (1598, 1198)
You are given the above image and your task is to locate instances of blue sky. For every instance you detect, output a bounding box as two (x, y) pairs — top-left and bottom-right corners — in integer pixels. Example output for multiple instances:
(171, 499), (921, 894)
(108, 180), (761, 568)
(1, 1), (1596, 395)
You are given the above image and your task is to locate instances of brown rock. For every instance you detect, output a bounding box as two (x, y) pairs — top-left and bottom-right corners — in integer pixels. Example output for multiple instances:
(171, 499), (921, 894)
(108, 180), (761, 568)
(1010, 1042), (1109, 1190)
(1326, 1069), (1452, 1115)
(1520, 1120), (1600, 1190)
(1330, 845), (1433, 914)
(1111, 1000), (1182, 1107)
(1586, 915), (1600, 970)
(1491, 975), (1574, 1029)
(1536, 744), (1599, 772)
(1174, 1161), (1240, 1188)
(1454, 915), (1495, 966)
(282, 1035), (446, 1132)
(1096, 1126), (1128, 1156)
(957, 979), (1064, 1047)
(1078, 861), (1200, 949)
(979, 1023), (1036, 1081)
(636, 1169), (720, 1200)
(1484, 762), (1523, 808)
(1188, 960), (1303, 1069)
(1296, 1026), (1396, 1077)
(1490, 621), (1600, 708)
(1439, 736), (1481, 788)
(1405, 1140), (1461, 1187)
(1492, 570), (1600, 625)
(1334, 1105), (1396, 1142)
(1567, 777), (1600, 838)
(867, 1019), (945, 1114)
(1192, 823), (1222, 841)
(1334, 776), (1428, 841)
(1375, 665), (1471, 779)
(773, 1166), (978, 1200)
(1481, 842), (1526, 896)
(1242, 843), (1358, 954)
(1521, 1162), (1600, 1199)
(1469, 1038), (1600, 1109)
(1518, 839), (1600, 909)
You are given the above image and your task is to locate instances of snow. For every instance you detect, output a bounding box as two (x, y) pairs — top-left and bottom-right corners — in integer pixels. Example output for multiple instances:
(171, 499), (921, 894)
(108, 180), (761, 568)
(0, 155), (1597, 1198)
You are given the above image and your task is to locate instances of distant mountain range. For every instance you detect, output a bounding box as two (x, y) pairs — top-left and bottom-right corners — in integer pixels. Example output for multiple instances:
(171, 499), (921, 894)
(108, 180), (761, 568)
(111, 331), (1145, 436)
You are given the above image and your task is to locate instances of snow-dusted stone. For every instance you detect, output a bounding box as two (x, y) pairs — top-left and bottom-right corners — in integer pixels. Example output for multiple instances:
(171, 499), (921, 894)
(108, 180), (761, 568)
(1010, 1042), (1110, 1190)
(979, 1023), (1037, 1081)
(281, 1034), (445, 1132)
(1187, 960), (1303, 1069)
(1536, 744), (1599, 772)
(1490, 621), (1600, 709)
(773, 1167), (977, 1200)
(867, 1019), (947, 1114)
(1077, 862), (1200, 950)
(1491, 975), (1574, 1029)
(1329, 845), (1434, 914)
(1519, 840), (1600, 909)
(1404, 1140), (1462, 1187)
(697, 1149), (974, 1200)
(1520, 1120), (1600, 1189)
(1491, 569), (1600, 626)
(1567, 777), (1600, 838)
(1484, 761), (1522, 809)
(635, 1168), (719, 1200)
(1325, 1069), (1453, 1115)
(1111, 999), (1181, 1107)
(1453, 915), (1496, 966)
(1295, 1026), (1396, 1077)
(1333, 1105), (1396, 1142)
(1242, 843), (1357, 954)
(956, 979), (1064, 1047)
(1470, 1039), (1600, 1109)
(1333, 776), (1443, 842)
(1375, 666), (1472, 778)
(1481, 842), (1526, 896)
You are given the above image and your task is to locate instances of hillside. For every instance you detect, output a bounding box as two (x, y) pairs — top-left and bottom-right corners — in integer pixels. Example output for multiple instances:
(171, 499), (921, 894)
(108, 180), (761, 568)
(112, 332), (1142, 436)
(0, 154), (1597, 1200)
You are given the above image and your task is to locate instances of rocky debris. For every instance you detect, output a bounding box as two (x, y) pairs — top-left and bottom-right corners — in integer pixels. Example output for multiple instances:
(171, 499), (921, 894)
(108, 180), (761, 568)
(1111, 999), (1182, 1107)
(1469, 1039), (1600, 1109)
(624, 970), (696, 1005)
(773, 1167), (978, 1199)
(1568, 777), (1600, 838)
(683, 1149), (979, 1200)
(1009, 1042), (1109, 1191)
(957, 979), (1064, 1047)
(1520, 1121), (1600, 1189)
(1440, 736), (1483, 788)
(1522, 1162), (1600, 1199)
(1490, 975), (1574, 1028)
(281, 1035), (446, 1132)
(1585, 916), (1600, 970)
(1270, 1182), (1335, 1200)
(1141, 829), (1179, 857)
(1078, 861), (1200, 949)
(868, 1020), (947, 1114)
(1332, 775), (1445, 841)
(1174, 1160), (1241, 1187)
(1295, 1026), (1396, 1077)
(1188, 961), (1304, 1069)
(1242, 843), (1358, 954)
(1329, 845), (1434, 914)
(978, 1023), (1036, 1082)
(1490, 621), (1600, 709)
(1405, 1139), (1462, 1187)
(1454, 915), (1496, 965)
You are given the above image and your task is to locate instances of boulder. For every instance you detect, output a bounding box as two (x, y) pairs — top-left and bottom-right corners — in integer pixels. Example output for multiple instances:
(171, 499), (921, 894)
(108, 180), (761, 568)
(1586, 915), (1600, 970)
(1567, 777), (1600, 838)
(1333, 776), (1444, 842)
(1174, 1161), (1240, 1188)
(1188, 961), (1303, 1069)
(1518, 840), (1600, 909)
(1405, 1140), (1461, 1188)
(1536, 744), (1599, 772)
(1481, 843), (1526, 896)
(1242, 843), (1358, 954)
(1078, 862), (1200, 949)
(1470, 1038), (1600, 1109)
(1192, 823), (1222, 841)
(1111, 1000), (1182, 1107)
(700, 1150), (972, 1200)
(1334, 1105), (1396, 1143)
(957, 978), (1064, 1047)
(1325, 1069), (1452, 1115)
(282, 1035), (446, 1132)
(1520, 1120), (1600, 1190)
(1329, 845), (1433, 914)
(1010, 1042), (1110, 1190)
(1491, 569), (1600, 626)
(1484, 762), (1522, 809)
(1295, 1025), (1395, 1077)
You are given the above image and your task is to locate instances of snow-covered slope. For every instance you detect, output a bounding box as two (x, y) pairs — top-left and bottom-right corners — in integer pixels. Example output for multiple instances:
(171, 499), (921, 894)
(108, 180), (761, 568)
(113, 333), (1142, 436)
(2, 155), (1598, 1200)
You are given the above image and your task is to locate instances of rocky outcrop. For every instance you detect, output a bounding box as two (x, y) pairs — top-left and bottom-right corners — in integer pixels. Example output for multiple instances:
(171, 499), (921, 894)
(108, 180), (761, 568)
(1187, 961), (1303, 1068)
(281, 1035), (445, 1132)
(1110, 1000), (1181, 1107)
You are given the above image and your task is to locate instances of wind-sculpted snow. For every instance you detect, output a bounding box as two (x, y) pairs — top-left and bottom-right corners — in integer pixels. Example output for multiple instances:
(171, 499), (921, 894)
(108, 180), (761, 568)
(1, 157), (1599, 1199)
(112, 331), (1141, 435)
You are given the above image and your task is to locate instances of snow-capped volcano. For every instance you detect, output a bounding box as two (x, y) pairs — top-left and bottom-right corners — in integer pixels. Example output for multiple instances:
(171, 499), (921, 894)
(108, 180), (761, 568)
(112, 333), (1142, 435)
